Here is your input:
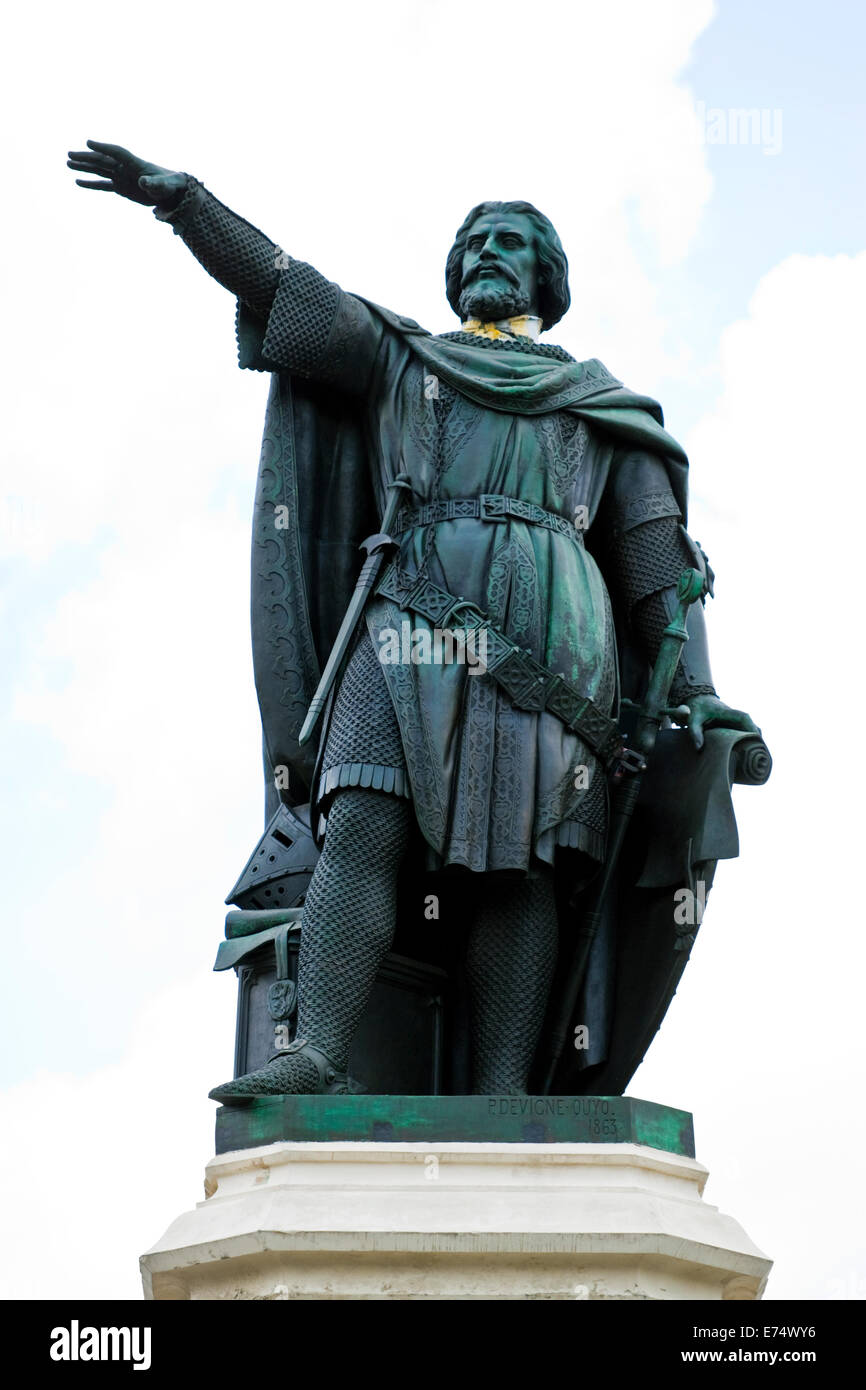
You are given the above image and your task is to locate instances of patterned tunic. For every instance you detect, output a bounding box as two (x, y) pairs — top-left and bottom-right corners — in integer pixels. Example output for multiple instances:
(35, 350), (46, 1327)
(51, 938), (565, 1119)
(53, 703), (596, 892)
(293, 303), (639, 874)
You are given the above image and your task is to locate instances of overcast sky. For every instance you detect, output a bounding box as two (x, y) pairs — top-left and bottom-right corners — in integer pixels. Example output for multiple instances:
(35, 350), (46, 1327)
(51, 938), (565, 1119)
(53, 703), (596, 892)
(2, 0), (864, 1301)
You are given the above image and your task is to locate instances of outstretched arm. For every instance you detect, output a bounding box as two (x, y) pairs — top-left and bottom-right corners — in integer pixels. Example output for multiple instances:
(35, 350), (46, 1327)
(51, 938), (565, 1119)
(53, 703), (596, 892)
(68, 140), (383, 390)
(68, 141), (281, 320)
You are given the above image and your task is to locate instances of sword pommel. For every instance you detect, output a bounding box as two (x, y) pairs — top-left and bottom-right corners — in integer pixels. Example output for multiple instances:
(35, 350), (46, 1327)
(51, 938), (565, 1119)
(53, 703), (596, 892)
(677, 567), (706, 605)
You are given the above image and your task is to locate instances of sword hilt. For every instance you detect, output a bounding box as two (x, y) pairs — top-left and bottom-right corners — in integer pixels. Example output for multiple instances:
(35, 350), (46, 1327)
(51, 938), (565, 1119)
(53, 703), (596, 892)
(375, 473), (413, 538)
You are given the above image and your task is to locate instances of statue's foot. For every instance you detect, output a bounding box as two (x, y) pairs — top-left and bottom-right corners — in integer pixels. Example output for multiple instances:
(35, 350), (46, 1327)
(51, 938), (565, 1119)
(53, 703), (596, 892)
(209, 1038), (355, 1105)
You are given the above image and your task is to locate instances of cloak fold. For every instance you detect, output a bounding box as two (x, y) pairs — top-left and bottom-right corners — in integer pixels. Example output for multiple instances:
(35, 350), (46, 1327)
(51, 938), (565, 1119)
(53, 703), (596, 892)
(239, 304), (377, 812)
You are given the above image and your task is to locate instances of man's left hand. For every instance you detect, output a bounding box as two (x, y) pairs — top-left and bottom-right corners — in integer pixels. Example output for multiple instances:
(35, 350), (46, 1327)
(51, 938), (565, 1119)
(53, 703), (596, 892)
(677, 694), (761, 751)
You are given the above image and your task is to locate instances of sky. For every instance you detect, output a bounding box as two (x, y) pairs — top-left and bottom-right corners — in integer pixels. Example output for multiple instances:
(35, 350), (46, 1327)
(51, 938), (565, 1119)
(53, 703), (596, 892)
(1, 0), (864, 1301)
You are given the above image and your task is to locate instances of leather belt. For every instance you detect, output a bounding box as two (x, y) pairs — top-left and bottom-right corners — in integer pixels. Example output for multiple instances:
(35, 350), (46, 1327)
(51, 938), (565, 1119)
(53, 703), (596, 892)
(375, 559), (622, 769)
(394, 494), (584, 546)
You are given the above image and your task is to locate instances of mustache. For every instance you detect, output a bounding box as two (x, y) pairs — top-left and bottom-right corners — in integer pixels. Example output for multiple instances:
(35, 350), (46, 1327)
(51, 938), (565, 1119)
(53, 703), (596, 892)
(463, 260), (520, 289)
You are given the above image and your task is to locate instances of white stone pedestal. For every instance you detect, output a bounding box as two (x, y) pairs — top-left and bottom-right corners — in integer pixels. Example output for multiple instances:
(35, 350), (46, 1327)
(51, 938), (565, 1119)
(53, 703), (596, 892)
(141, 1140), (771, 1300)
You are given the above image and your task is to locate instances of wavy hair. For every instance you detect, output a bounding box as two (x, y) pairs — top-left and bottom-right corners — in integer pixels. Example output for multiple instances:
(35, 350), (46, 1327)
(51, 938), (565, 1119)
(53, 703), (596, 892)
(445, 200), (570, 331)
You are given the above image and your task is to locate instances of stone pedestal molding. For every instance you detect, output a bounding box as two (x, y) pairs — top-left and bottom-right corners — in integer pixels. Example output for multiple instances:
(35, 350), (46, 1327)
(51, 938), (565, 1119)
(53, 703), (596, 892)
(141, 1138), (771, 1300)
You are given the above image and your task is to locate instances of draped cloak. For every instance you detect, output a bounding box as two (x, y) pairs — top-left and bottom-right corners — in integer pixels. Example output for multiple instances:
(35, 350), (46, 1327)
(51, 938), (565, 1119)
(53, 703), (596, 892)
(233, 293), (769, 1094)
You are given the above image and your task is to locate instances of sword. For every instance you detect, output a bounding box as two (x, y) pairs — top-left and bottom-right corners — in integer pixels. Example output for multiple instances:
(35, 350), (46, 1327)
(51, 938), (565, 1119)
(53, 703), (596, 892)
(298, 472), (412, 747)
(538, 565), (708, 1095)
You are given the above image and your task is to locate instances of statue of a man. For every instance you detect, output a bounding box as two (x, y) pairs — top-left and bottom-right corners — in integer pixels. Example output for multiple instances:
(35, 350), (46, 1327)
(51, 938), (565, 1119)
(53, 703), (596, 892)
(69, 141), (761, 1101)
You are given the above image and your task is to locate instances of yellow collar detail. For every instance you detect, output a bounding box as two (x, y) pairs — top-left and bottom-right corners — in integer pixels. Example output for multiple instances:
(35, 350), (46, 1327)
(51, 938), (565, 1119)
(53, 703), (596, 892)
(461, 314), (543, 342)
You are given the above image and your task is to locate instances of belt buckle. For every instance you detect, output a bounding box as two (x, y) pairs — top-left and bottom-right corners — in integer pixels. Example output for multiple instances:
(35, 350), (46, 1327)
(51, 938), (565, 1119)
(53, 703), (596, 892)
(480, 494), (508, 522)
(446, 598), (486, 626)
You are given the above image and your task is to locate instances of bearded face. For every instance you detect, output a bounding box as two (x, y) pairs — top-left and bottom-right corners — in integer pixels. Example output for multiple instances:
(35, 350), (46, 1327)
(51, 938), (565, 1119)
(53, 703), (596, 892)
(458, 279), (532, 322)
(458, 210), (540, 323)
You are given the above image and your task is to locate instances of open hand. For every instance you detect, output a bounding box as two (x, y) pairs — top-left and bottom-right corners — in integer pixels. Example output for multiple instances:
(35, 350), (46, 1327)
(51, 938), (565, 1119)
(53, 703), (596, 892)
(67, 140), (187, 208)
(678, 694), (761, 752)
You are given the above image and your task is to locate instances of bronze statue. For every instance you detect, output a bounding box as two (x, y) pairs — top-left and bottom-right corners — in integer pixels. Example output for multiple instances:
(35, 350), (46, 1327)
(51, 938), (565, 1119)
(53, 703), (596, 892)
(69, 141), (768, 1103)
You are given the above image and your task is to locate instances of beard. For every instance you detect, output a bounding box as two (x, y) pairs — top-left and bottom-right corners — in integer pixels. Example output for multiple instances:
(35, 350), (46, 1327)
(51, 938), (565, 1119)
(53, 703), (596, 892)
(458, 280), (532, 323)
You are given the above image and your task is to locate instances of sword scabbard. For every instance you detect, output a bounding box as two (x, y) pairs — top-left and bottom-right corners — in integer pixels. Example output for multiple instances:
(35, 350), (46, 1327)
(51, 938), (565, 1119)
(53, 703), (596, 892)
(298, 473), (412, 748)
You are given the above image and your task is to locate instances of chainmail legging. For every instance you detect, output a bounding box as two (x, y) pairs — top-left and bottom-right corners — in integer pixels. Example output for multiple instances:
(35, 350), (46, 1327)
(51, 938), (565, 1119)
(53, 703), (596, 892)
(302, 791), (559, 1093)
(465, 872), (559, 1093)
(294, 788), (411, 1085)
(208, 788), (411, 1098)
(229, 786), (559, 1094)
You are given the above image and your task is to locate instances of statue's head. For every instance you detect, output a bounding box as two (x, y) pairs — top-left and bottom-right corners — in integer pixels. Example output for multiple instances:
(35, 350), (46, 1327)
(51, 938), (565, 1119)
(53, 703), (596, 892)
(445, 201), (570, 331)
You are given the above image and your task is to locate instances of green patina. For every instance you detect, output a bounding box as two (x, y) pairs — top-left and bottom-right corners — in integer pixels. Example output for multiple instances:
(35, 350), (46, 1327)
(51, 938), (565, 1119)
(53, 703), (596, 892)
(215, 1094), (695, 1157)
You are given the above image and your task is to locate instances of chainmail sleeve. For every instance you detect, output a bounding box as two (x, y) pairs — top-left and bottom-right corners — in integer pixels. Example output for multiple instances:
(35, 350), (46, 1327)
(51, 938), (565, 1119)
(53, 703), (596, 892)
(154, 177), (280, 320)
(155, 178), (384, 391)
(603, 448), (717, 703)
